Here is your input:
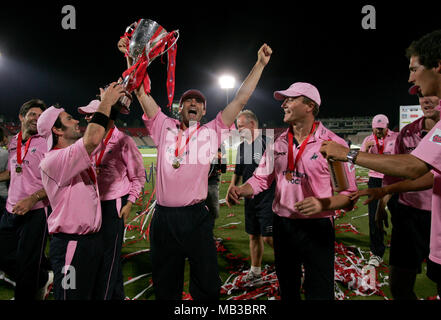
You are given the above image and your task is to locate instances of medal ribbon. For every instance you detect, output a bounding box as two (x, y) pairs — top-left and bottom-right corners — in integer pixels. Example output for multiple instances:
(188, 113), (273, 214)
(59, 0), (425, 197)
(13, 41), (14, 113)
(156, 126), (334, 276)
(373, 135), (384, 154)
(287, 122), (317, 172)
(175, 124), (201, 159)
(16, 131), (33, 168)
(95, 128), (115, 168)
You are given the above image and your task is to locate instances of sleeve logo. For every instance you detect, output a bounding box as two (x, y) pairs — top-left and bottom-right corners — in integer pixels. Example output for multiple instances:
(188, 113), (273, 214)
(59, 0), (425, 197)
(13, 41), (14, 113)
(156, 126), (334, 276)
(429, 129), (441, 144)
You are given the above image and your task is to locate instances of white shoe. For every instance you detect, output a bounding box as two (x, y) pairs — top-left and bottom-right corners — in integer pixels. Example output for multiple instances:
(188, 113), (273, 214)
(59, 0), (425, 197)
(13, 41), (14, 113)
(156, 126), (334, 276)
(242, 270), (262, 284)
(36, 271), (54, 300)
(368, 255), (383, 267)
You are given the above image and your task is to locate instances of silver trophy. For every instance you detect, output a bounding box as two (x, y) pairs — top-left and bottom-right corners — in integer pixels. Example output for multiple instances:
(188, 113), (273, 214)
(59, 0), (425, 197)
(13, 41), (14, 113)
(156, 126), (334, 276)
(119, 19), (179, 113)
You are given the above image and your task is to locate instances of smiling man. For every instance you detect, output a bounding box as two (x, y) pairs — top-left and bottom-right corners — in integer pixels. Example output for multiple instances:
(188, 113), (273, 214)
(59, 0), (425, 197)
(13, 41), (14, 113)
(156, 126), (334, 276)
(0, 99), (53, 300)
(37, 83), (126, 300)
(227, 82), (357, 300)
(320, 30), (441, 297)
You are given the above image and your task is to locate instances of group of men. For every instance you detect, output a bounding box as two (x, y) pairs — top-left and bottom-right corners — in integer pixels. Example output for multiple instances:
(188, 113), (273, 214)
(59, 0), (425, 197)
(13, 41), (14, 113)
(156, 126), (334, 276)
(0, 87), (146, 300)
(0, 28), (440, 301)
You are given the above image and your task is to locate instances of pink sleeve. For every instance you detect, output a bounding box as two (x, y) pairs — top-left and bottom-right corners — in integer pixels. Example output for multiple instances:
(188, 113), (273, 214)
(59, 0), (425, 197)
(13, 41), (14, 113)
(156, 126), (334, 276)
(205, 112), (236, 148)
(40, 138), (92, 186)
(411, 125), (441, 173)
(122, 136), (146, 203)
(360, 136), (369, 152)
(245, 149), (276, 196)
(142, 109), (168, 146)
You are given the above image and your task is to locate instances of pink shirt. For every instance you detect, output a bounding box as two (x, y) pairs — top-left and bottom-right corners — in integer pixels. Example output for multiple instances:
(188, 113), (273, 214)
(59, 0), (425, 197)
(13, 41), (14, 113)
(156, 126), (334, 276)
(246, 122), (357, 219)
(412, 120), (441, 264)
(142, 109), (234, 207)
(94, 127), (146, 203)
(6, 134), (50, 213)
(383, 117), (432, 211)
(40, 139), (101, 235)
(361, 130), (399, 179)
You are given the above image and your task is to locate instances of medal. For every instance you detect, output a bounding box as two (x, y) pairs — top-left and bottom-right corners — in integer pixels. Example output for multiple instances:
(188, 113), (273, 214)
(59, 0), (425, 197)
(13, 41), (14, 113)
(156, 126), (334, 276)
(16, 131), (33, 175)
(286, 122), (317, 180)
(172, 159), (181, 169)
(174, 122), (201, 169)
(96, 167), (101, 175)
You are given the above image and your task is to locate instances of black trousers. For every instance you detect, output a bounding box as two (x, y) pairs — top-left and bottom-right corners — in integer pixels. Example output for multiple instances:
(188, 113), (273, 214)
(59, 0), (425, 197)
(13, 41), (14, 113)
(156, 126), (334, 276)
(0, 207), (50, 300)
(368, 177), (386, 257)
(50, 232), (104, 300)
(150, 202), (220, 300)
(273, 214), (335, 300)
(97, 195), (127, 300)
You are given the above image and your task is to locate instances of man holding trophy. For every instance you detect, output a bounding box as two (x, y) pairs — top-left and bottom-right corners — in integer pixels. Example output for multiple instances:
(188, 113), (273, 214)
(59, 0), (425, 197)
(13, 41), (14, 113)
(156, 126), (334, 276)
(118, 19), (272, 300)
(37, 84), (127, 300)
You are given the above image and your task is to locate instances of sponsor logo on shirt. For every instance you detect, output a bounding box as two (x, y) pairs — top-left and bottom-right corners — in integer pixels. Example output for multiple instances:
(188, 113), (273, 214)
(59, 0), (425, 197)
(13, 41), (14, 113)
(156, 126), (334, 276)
(275, 151), (286, 156)
(282, 170), (307, 185)
(310, 153), (318, 160)
(429, 129), (441, 144)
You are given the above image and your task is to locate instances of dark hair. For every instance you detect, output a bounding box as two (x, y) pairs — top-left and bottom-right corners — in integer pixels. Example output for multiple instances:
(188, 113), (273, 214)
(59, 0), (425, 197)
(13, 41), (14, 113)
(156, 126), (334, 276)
(0, 127), (5, 142)
(51, 113), (66, 147)
(303, 97), (320, 117)
(19, 99), (47, 118)
(406, 30), (441, 69)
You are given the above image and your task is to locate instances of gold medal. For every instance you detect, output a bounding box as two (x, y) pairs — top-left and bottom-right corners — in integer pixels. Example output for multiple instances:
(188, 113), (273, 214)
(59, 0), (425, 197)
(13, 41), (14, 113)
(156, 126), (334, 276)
(15, 165), (22, 173)
(285, 171), (293, 181)
(96, 167), (101, 175)
(172, 160), (180, 169)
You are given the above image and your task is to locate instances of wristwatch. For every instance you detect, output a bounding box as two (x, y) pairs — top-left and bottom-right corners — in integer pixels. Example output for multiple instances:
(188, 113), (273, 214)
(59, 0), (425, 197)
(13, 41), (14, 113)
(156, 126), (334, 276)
(346, 149), (359, 164)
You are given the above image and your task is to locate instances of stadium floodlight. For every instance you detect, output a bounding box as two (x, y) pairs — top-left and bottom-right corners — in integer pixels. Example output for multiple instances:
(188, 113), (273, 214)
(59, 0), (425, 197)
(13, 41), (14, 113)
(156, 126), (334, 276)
(219, 75), (236, 105)
(219, 75), (236, 89)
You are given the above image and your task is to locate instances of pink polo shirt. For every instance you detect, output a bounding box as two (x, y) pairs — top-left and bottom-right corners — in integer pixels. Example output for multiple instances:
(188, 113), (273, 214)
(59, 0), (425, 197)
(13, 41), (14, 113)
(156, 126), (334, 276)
(142, 109), (234, 207)
(246, 122), (357, 219)
(383, 117), (432, 211)
(361, 130), (399, 179)
(412, 120), (441, 265)
(6, 134), (50, 213)
(40, 138), (101, 235)
(94, 127), (146, 203)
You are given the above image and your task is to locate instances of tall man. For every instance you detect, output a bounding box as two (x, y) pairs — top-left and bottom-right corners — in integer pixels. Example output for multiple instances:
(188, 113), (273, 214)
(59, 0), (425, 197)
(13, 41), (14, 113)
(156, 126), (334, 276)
(118, 37), (272, 300)
(353, 91), (440, 299)
(0, 99), (52, 300)
(227, 83), (357, 300)
(77, 99), (146, 300)
(360, 114), (398, 267)
(226, 110), (275, 282)
(37, 83), (126, 300)
(320, 30), (441, 297)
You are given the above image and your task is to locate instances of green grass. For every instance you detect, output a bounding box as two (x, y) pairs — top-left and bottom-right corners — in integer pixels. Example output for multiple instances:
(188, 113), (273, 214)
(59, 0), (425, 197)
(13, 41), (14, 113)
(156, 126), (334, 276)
(0, 150), (438, 300)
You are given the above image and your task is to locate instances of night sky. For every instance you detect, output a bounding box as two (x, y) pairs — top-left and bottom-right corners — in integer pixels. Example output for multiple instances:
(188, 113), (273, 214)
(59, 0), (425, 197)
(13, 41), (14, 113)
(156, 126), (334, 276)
(1, 1), (440, 130)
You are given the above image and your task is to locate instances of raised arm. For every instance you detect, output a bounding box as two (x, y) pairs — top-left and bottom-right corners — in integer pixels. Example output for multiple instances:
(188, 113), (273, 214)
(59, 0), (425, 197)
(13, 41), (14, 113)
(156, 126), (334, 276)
(221, 44), (272, 127)
(117, 37), (160, 119)
(320, 141), (430, 180)
(83, 83), (126, 155)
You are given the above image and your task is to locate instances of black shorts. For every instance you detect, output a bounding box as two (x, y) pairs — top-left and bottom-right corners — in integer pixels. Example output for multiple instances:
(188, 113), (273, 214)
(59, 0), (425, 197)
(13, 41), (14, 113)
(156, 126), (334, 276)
(427, 259), (441, 285)
(389, 200), (431, 273)
(244, 198), (273, 237)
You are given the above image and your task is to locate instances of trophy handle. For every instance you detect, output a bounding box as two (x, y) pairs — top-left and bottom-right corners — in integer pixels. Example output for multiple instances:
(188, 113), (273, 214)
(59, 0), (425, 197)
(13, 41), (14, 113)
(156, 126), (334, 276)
(147, 30), (180, 66)
(125, 21), (138, 35)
